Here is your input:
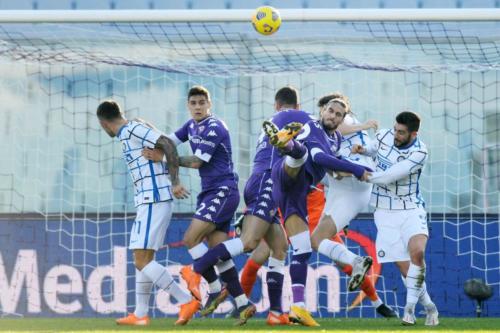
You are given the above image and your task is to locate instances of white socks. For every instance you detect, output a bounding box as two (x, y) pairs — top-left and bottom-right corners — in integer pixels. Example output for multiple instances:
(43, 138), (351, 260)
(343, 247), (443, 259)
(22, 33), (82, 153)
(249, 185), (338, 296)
(405, 263), (426, 307)
(134, 269), (153, 318)
(142, 261), (191, 305)
(318, 239), (357, 266)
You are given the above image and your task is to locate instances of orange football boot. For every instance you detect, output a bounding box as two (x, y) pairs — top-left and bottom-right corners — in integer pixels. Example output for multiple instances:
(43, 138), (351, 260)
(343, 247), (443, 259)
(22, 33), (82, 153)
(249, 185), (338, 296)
(174, 298), (200, 326)
(116, 313), (150, 326)
(180, 265), (202, 301)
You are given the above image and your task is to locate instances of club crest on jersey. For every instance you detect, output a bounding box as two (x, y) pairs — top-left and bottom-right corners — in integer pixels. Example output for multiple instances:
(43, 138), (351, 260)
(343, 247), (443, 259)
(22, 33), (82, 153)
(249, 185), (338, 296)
(198, 126), (205, 133)
(397, 155), (406, 162)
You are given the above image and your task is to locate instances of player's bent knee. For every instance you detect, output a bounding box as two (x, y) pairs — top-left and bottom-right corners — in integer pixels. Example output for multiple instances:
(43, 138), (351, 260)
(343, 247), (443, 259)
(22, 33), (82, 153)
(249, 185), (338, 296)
(242, 238), (259, 252)
(410, 250), (425, 265)
(183, 235), (200, 249)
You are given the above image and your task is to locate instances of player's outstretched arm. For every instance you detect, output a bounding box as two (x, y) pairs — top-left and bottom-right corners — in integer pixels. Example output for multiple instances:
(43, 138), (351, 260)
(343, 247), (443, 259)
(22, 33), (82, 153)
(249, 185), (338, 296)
(156, 135), (189, 199)
(368, 151), (427, 185)
(311, 147), (369, 180)
(179, 155), (204, 169)
(338, 119), (378, 135)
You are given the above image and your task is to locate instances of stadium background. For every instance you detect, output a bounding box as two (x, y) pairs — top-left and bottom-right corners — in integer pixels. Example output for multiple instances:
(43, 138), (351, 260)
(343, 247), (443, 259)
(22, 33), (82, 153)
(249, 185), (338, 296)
(0, 0), (499, 320)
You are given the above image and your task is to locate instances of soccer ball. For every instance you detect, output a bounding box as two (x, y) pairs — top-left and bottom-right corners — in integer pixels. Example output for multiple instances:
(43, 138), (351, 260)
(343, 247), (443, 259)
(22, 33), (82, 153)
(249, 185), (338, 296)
(252, 6), (281, 36)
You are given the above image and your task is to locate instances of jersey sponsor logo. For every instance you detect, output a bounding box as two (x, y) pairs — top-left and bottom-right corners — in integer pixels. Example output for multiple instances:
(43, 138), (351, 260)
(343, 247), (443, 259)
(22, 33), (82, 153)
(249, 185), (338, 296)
(258, 201), (268, 207)
(209, 122), (218, 127)
(264, 186), (272, 192)
(207, 130), (217, 137)
(262, 193), (271, 200)
(208, 206), (216, 212)
(212, 198), (221, 205)
(265, 178), (273, 184)
(203, 213), (212, 220)
(256, 209), (265, 215)
(190, 137), (216, 147)
(217, 191), (226, 198)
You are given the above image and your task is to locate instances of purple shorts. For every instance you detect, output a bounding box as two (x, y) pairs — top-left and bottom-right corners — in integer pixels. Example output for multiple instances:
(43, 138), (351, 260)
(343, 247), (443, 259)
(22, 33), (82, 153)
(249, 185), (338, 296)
(271, 158), (312, 224)
(194, 185), (240, 233)
(243, 170), (280, 224)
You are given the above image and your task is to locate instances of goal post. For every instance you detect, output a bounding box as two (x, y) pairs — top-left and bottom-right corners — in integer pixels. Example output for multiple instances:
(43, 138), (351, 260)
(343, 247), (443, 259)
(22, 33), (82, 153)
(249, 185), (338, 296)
(0, 8), (498, 318)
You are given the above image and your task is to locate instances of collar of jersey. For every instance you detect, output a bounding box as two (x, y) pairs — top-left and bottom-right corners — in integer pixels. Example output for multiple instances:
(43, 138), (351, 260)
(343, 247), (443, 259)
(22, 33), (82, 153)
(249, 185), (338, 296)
(398, 137), (418, 150)
(195, 115), (213, 125)
(117, 122), (128, 138)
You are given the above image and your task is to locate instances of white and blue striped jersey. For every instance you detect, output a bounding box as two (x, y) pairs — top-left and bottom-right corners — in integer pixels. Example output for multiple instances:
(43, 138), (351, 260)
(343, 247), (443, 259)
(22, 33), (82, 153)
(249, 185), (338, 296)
(338, 113), (375, 169)
(365, 129), (428, 210)
(117, 120), (173, 207)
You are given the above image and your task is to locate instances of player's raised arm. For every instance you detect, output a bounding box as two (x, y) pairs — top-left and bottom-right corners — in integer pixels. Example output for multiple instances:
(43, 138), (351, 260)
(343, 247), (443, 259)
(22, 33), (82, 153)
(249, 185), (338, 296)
(338, 119), (379, 136)
(155, 135), (189, 199)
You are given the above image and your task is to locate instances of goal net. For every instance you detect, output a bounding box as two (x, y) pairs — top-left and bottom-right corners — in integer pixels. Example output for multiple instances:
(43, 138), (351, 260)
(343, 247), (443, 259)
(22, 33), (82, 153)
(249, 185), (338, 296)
(0, 10), (498, 318)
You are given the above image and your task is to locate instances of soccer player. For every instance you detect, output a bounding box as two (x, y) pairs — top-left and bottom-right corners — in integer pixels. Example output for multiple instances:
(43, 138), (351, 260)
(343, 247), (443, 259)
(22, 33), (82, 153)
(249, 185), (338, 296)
(96, 100), (199, 326)
(262, 99), (372, 326)
(310, 94), (397, 317)
(353, 111), (439, 326)
(142, 86), (254, 325)
(191, 86), (313, 325)
(238, 93), (396, 318)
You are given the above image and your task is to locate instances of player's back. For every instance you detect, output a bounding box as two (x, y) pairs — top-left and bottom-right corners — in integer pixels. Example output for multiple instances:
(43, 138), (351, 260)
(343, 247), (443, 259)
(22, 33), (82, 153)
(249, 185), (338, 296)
(252, 109), (314, 174)
(118, 120), (172, 206)
(370, 129), (428, 210)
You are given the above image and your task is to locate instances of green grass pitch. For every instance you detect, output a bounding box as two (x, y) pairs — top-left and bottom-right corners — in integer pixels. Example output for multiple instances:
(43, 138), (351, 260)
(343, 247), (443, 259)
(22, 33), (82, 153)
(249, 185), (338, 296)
(1, 318), (500, 332)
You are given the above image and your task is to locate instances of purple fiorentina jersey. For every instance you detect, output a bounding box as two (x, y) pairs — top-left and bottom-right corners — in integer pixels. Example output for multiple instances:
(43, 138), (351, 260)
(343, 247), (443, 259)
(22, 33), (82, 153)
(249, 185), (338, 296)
(252, 110), (314, 174)
(171, 115), (238, 191)
(299, 120), (342, 185)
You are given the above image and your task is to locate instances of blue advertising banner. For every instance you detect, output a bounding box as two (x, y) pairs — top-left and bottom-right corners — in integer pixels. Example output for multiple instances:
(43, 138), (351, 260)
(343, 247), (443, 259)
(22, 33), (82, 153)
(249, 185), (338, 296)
(0, 215), (498, 318)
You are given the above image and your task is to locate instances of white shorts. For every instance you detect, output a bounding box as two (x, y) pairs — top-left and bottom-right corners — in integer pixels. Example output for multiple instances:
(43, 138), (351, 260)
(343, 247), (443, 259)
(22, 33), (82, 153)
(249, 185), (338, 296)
(322, 175), (372, 231)
(373, 207), (428, 263)
(129, 201), (173, 251)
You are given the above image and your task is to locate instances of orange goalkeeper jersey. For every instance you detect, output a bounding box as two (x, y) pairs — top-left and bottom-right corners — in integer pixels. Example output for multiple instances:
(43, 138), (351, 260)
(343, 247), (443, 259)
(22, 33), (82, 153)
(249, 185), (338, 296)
(306, 183), (343, 243)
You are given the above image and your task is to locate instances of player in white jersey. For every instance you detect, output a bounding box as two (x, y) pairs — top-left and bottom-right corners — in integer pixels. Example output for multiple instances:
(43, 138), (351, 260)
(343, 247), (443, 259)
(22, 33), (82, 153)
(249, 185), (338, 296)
(96, 100), (199, 326)
(353, 111), (439, 326)
(313, 93), (396, 317)
(317, 92), (378, 238)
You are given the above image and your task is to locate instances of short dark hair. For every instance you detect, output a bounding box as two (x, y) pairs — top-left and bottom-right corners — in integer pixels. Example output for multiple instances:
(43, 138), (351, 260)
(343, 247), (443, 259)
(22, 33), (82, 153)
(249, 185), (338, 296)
(396, 111), (421, 132)
(96, 100), (122, 121)
(317, 92), (351, 112)
(275, 86), (299, 106)
(188, 85), (210, 101)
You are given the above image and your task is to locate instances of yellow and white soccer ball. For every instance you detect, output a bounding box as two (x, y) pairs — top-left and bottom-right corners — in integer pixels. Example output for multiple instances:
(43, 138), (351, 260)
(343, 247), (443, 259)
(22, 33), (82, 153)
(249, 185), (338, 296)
(252, 6), (281, 36)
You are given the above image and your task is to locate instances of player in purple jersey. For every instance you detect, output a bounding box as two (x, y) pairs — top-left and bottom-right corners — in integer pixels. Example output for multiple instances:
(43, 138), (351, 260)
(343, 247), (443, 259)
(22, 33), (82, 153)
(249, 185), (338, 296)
(262, 98), (373, 326)
(191, 87), (314, 326)
(142, 86), (253, 325)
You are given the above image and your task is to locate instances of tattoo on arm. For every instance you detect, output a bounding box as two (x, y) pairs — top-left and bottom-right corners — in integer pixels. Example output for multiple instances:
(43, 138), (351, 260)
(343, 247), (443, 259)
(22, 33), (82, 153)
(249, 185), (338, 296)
(156, 136), (180, 185)
(179, 155), (204, 169)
